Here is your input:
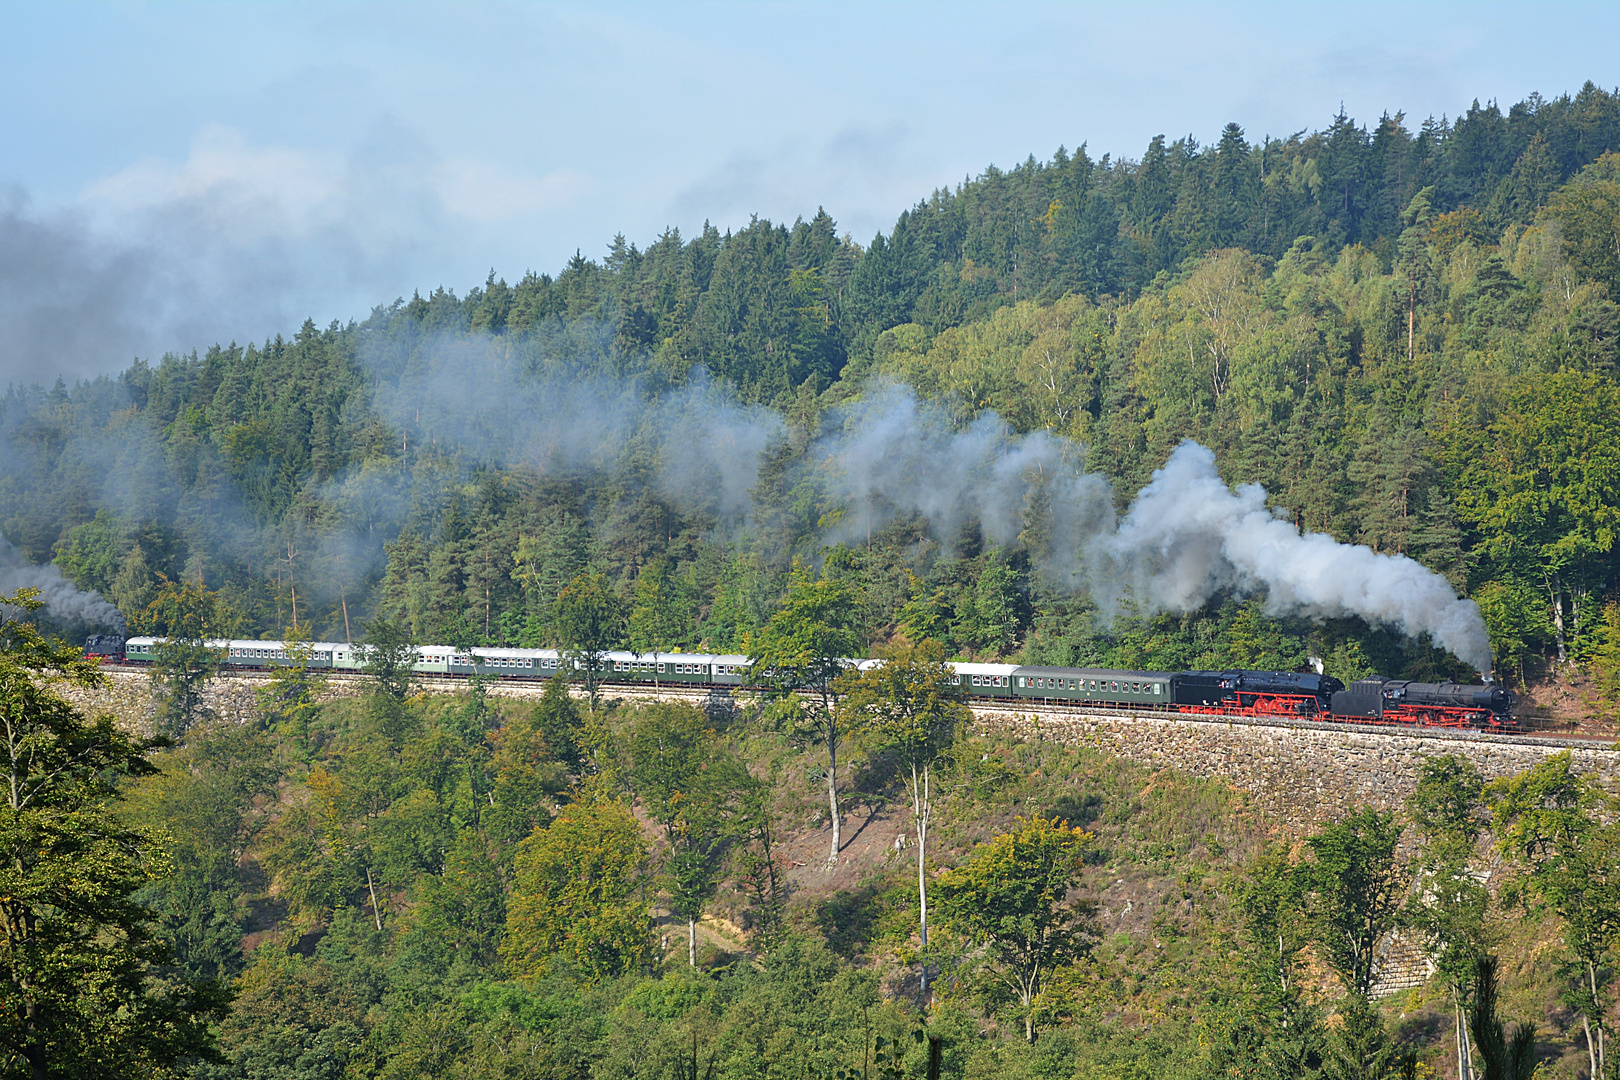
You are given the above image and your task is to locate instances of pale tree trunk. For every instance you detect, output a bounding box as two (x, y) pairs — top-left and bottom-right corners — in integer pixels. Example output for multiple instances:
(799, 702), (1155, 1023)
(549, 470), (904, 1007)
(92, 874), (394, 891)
(366, 865), (383, 931)
(1586, 958), (1606, 1078)
(1408, 285), (1417, 362)
(913, 761), (932, 997)
(1549, 575), (1569, 663)
(688, 918), (697, 967)
(1455, 994), (1474, 1080)
(823, 692), (840, 867)
(1021, 968), (1039, 1042)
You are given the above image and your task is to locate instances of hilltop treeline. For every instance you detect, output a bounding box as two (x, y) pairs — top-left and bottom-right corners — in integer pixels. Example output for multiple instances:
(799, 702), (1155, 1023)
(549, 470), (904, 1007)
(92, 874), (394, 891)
(7, 84), (1620, 686)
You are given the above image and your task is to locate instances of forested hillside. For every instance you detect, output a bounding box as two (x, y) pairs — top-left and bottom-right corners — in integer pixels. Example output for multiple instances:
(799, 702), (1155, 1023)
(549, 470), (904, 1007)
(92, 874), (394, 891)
(8, 84), (1620, 685)
(8, 82), (1620, 1080)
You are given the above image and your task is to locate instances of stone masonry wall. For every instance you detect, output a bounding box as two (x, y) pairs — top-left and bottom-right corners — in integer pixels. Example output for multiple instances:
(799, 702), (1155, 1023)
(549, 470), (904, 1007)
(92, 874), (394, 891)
(976, 706), (1619, 831)
(72, 670), (1615, 997)
(74, 670), (1618, 834)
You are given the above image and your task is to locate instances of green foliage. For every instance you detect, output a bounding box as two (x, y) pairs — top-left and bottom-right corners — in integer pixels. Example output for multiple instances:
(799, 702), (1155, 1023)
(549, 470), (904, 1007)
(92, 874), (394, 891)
(484, 680), (575, 853)
(138, 575), (230, 738)
(126, 723), (278, 984)
(0, 589), (224, 1077)
(357, 616), (418, 703)
(553, 571), (627, 709)
(622, 702), (747, 964)
(627, 559), (696, 655)
(746, 564), (864, 705)
(1486, 752), (1620, 1078)
(936, 816), (1094, 1041)
(1225, 843), (1324, 1078)
(257, 623), (326, 742)
(500, 797), (654, 982)
(747, 563), (863, 865)
(1405, 757), (1491, 999)
(1304, 807), (1407, 997)
(839, 640), (971, 990)
(1547, 153), (1620, 296)
(1469, 955), (1538, 1080)
(1320, 992), (1409, 1080)
(1451, 369), (1620, 663)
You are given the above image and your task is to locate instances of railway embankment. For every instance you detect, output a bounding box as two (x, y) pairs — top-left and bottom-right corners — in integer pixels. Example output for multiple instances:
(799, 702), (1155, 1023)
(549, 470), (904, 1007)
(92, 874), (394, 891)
(76, 667), (1617, 832)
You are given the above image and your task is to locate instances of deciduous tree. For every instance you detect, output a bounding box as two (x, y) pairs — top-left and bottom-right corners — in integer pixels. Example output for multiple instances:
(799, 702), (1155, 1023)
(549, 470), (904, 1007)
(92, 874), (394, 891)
(0, 588), (224, 1078)
(1305, 807), (1407, 998)
(936, 817), (1094, 1041)
(1406, 756), (1491, 1080)
(552, 572), (627, 711)
(138, 576), (229, 738)
(1487, 753), (1620, 1080)
(745, 565), (862, 866)
(838, 640), (968, 993)
(623, 703), (744, 966)
(500, 798), (653, 982)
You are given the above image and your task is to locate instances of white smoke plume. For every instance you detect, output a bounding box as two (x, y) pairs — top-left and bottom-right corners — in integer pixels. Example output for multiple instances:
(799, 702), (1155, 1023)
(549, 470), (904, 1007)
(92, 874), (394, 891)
(817, 383), (1113, 582)
(811, 387), (1493, 675)
(0, 534), (126, 633)
(1088, 442), (1493, 674)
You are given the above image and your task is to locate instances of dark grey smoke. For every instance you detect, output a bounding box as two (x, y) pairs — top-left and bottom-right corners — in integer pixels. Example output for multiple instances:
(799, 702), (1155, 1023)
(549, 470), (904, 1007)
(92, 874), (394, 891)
(0, 533), (125, 633)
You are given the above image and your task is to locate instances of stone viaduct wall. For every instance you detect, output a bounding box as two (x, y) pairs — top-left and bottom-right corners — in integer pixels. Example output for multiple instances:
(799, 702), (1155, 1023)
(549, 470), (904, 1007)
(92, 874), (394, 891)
(76, 669), (1617, 834)
(976, 706), (1619, 831)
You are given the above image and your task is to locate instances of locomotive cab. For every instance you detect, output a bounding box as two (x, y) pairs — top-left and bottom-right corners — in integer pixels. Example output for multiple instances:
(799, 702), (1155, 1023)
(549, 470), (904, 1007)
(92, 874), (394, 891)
(83, 634), (126, 662)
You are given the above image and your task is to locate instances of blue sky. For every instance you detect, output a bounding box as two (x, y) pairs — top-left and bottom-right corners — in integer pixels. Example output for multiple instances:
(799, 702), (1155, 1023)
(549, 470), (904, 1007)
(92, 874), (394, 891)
(3, 1), (1618, 381)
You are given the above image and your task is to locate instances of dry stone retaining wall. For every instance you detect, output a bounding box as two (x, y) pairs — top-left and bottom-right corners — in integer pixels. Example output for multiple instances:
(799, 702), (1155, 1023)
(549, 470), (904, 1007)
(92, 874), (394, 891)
(975, 707), (1619, 831)
(71, 670), (1618, 834)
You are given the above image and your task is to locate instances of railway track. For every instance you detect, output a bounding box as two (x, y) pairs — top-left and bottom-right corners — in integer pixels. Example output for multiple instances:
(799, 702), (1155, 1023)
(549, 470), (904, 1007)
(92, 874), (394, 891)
(99, 665), (1616, 753)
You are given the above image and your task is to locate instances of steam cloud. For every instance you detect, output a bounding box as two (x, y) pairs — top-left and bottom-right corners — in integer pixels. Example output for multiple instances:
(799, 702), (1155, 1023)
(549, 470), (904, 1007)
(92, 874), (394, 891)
(818, 384), (1113, 584)
(0, 329), (1493, 672)
(360, 352), (1494, 673)
(363, 335), (785, 523)
(811, 386), (1492, 674)
(0, 534), (126, 633)
(1091, 443), (1493, 674)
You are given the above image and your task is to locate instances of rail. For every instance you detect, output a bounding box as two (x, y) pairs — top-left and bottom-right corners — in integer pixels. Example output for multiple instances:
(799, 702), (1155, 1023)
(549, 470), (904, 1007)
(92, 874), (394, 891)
(96, 662), (1617, 753)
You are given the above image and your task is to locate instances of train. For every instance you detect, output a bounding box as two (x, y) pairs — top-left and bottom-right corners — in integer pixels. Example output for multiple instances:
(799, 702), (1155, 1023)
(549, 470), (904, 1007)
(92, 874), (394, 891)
(92, 636), (1518, 729)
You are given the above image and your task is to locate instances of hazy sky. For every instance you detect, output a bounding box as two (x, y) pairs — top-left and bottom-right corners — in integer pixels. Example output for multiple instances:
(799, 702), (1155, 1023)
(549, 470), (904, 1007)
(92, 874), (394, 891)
(3, 1), (1617, 382)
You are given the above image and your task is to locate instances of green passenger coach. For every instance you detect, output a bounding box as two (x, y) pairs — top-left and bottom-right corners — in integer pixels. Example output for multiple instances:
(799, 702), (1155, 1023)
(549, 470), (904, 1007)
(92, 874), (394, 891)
(1010, 666), (1171, 706)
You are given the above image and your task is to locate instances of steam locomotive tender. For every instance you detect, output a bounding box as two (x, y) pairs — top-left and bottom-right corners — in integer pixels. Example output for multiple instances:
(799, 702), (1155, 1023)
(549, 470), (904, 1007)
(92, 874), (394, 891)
(101, 637), (1517, 730)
